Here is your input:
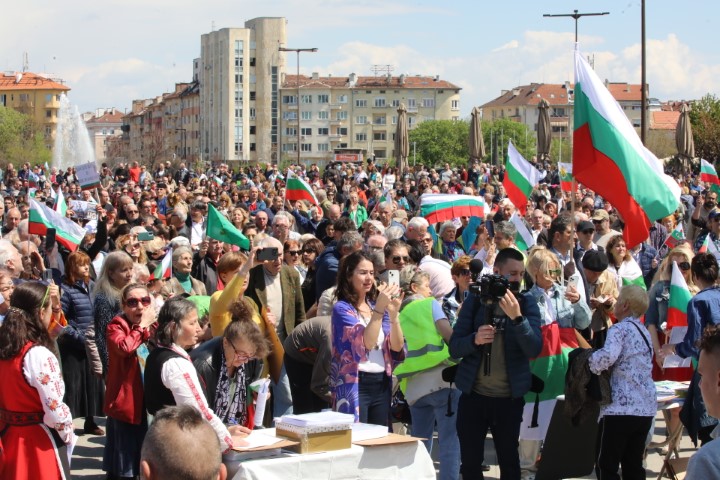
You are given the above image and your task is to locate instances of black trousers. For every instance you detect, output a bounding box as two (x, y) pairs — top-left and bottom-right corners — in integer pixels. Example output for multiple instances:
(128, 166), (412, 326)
(595, 415), (653, 480)
(283, 353), (330, 415)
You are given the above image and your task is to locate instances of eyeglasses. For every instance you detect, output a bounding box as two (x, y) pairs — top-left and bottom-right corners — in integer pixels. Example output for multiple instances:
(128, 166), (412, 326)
(678, 262), (691, 271)
(125, 296), (152, 308)
(392, 255), (410, 265)
(581, 229), (595, 235)
(286, 250), (301, 256)
(227, 340), (256, 361)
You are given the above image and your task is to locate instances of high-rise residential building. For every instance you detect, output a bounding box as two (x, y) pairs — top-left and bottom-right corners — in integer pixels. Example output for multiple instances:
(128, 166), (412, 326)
(199, 18), (286, 165)
(0, 71), (70, 151)
(278, 73), (461, 164)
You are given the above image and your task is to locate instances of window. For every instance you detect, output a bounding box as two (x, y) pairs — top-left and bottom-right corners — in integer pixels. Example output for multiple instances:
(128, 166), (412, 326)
(301, 95), (312, 104)
(373, 132), (387, 141)
(249, 108), (256, 120)
(355, 99), (367, 108)
(317, 94), (329, 104)
(46, 110), (52, 118)
(249, 74), (256, 84)
(373, 116), (387, 125)
(356, 133), (367, 141)
(301, 144), (312, 152)
(552, 108), (566, 117)
(391, 115), (397, 125)
(317, 127), (329, 135)
(45, 126), (52, 135)
(355, 115), (367, 124)
(250, 58), (256, 67)
(422, 98), (435, 108)
(250, 92), (256, 101)
(301, 127), (312, 136)
(337, 127), (348, 135)
(235, 108), (242, 118)
(407, 98), (416, 108)
(391, 99), (400, 108)
(45, 94), (53, 103)
(282, 143), (297, 152)
(235, 74), (243, 84)
(337, 94), (348, 104)
(235, 58), (243, 67)
(282, 95), (297, 104)
(250, 126), (256, 134)
(250, 143), (256, 151)
(374, 98), (386, 108)
(374, 149), (386, 159)
(451, 99), (459, 110)
(337, 111), (348, 120)
(285, 127), (297, 136)
(318, 111), (329, 120)
(301, 111), (312, 121)
(408, 117), (416, 127)
(283, 112), (297, 120)
(317, 143), (329, 152)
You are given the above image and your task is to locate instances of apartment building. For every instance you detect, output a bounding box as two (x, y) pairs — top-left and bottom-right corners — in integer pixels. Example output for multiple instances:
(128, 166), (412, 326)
(199, 18), (286, 165)
(279, 73), (461, 164)
(84, 108), (124, 162)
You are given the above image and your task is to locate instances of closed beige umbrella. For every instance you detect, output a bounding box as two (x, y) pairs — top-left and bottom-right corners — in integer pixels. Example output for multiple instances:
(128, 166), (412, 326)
(395, 103), (409, 177)
(676, 103), (695, 173)
(469, 106), (486, 166)
(537, 99), (552, 162)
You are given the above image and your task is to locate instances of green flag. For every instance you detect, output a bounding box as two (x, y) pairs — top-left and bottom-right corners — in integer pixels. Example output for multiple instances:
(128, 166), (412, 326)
(206, 204), (250, 250)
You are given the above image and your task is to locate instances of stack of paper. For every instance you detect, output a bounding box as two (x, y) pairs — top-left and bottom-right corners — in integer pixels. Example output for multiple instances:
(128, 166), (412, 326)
(279, 411), (355, 427)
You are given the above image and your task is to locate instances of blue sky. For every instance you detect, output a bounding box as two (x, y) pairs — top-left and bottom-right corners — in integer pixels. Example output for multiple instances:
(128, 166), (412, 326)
(3, 0), (719, 117)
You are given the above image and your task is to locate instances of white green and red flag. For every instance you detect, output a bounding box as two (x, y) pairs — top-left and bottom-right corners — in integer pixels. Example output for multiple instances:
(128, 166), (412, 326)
(573, 48), (680, 249)
(559, 162), (574, 192)
(150, 248), (173, 281)
(28, 199), (85, 252)
(285, 170), (319, 206)
(700, 159), (720, 195)
(214, 176), (224, 187)
(504, 140), (543, 216)
(54, 188), (68, 217)
(420, 194), (486, 224)
(663, 224), (685, 250)
(667, 261), (692, 329)
(510, 212), (536, 252)
(28, 172), (39, 189)
(617, 257), (647, 290)
(699, 234), (720, 261)
(521, 323), (579, 440)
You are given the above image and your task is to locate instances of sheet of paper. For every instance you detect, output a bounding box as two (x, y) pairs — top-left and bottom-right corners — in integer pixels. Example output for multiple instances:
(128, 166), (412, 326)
(668, 326), (688, 344)
(231, 431), (286, 451)
(663, 355), (692, 369)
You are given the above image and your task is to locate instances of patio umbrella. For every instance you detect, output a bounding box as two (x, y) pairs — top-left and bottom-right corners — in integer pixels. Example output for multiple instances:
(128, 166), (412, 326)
(395, 103), (409, 177)
(469, 106), (486, 166)
(675, 103), (695, 173)
(537, 99), (552, 162)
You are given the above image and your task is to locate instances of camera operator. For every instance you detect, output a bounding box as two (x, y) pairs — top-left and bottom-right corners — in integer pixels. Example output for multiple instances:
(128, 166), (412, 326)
(449, 248), (542, 479)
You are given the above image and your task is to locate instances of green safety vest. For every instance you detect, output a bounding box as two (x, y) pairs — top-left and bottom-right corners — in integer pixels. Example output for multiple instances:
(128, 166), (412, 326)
(394, 297), (453, 391)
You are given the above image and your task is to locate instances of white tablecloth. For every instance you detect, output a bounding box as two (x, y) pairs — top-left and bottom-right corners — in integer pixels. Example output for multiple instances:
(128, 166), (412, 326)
(231, 441), (435, 480)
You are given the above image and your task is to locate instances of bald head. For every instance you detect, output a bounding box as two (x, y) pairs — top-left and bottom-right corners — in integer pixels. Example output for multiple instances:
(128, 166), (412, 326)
(5, 207), (20, 231)
(328, 204), (342, 222)
(140, 406), (226, 480)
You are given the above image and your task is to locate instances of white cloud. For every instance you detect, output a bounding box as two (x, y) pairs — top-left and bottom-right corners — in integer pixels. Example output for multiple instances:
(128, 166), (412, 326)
(493, 40), (519, 53)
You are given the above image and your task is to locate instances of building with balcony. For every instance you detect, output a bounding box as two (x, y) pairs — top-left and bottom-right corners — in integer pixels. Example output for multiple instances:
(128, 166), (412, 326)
(279, 73), (461, 164)
(199, 18), (286, 165)
(84, 108), (124, 162)
(0, 71), (70, 151)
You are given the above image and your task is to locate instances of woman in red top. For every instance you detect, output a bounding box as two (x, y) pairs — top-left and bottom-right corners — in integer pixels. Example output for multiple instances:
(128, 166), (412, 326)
(103, 283), (156, 480)
(0, 282), (75, 480)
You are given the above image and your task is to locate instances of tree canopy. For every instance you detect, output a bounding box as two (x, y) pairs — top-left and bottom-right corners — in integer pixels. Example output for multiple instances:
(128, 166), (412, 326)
(0, 106), (51, 165)
(689, 94), (720, 163)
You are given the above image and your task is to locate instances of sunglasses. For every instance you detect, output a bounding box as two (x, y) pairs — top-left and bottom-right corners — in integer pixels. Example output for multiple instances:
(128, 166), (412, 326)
(392, 255), (410, 265)
(302, 248), (317, 254)
(125, 296), (152, 308)
(286, 250), (301, 256)
(459, 269), (471, 276)
(549, 269), (562, 276)
(678, 262), (691, 271)
(592, 219), (603, 224)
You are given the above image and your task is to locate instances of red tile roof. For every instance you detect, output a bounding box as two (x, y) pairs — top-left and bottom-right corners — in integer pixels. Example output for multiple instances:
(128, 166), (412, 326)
(651, 111), (680, 130)
(606, 83), (642, 102)
(481, 82), (643, 108)
(283, 74), (460, 90)
(0, 71), (70, 91)
(86, 109), (125, 124)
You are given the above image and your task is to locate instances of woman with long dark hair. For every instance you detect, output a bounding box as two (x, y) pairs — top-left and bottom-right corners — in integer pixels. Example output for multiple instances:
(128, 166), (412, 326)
(0, 282), (75, 479)
(330, 251), (406, 425)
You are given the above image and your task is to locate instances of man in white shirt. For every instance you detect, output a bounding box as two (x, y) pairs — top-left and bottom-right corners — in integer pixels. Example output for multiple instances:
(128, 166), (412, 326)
(189, 201), (207, 250)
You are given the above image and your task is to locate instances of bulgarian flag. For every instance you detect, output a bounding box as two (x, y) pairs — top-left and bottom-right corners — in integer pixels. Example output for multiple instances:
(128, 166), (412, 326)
(663, 224), (685, 249)
(28, 199), (85, 251)
(150, 248), (173, 280)
(28, 172), (39, 188)
(214, 177), (224, 188)
(700, 159), (720, 195)
(699, 234), (720, 261)
(617, 257), (647, 289)
(420, 194), (486, 224)
(55, 188), (68, 217)
(504, 140), (543, 216)
(521, 323), (579, 440)
(510, 212), (536, 252)
(667, 261), (691, 329)
(573, 48), (680, 249)
(285, 170), (319, 206)
(559, 162), (574, 192)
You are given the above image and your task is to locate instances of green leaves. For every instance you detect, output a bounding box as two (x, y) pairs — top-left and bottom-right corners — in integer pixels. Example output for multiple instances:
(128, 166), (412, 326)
(689, 94), (720, 163)
(0, 106), (51, 165)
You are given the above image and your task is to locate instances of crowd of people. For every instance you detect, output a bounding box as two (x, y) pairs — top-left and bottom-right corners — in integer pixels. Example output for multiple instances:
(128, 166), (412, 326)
(1, 157), (720, 479)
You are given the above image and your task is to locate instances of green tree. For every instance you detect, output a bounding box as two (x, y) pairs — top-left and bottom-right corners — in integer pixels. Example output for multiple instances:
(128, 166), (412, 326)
(481, 118), (536, 165)
(689, 94), (720, 163)
(408, 119), (469, 168)
(0, 106), (51, 165)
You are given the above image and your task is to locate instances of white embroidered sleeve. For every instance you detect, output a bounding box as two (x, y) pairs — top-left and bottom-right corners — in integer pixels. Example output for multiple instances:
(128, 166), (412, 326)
(588, 325), (623, 374)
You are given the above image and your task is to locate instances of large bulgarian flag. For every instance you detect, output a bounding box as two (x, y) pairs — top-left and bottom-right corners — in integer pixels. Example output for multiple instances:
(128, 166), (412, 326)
(28, 199), (86, 251)
(420, 194), (486, 224)
(504, 140), (543, 216)
(558, 162), (574, 192)
(285, 170), (319, 206)
(520, 323), (579, 441)
(573, 48), (680, 249)
(510, 212), (535, 252)
(700, 159), (720, 195)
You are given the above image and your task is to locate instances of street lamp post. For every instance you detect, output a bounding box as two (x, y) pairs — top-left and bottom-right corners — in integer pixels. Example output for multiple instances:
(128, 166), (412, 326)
(543, 9), (610, 43)
(279, 47), (318, 167)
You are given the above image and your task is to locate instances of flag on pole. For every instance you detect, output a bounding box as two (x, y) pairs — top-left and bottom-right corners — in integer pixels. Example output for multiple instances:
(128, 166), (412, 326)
(700, 159), (720, 195)
(510, 212), (536, 252)
(699, 233), (720, 261)
(55, 188), (68, 217)
(28, 199), (85, 251)
(503, 140), (543, 215)
(150, 248), (173, 280)
(667, 261), (692, 329)
(206, 204), (250, 250)
(699, 234), (711, 254)
(44, 161), (50, 171)
(420, 194), (487, 224)
(285, 170), (319, 206)
(214, 177), (224, 188)
(573, 47), (680, 249)
(558, 162), (574, 192)
(663, 224), (685, 250)
(28, 172), (39, 188)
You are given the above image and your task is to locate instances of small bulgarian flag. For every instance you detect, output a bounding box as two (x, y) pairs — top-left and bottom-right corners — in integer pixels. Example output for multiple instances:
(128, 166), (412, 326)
(559, 162), (573, 192)
(617, 257), (647, 290)
(150, 248), (173, 280)
(55, 188), (68, 217)
(663, 224), (685, 249)
(699, 233), (720, 261)
(667, 261), (691, 329)
(510, 212), (535, 252)
(420, 194), (486, 224)
(28, 199), (85, 251)
(700, 159), (720, 195)
(285, 170), (319, 206)
(28, 172), (39, 188)
(214, 177), (224, 187)
(504, 140), (543, 215)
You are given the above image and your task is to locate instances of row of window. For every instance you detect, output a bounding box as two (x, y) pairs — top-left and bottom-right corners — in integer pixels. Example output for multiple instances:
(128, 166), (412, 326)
(279, 95), (449, 109)
(281, 143), (331, 152)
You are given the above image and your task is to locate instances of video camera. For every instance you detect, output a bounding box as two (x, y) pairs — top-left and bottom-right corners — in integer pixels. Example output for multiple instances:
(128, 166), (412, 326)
(467, 259), (520, 304)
